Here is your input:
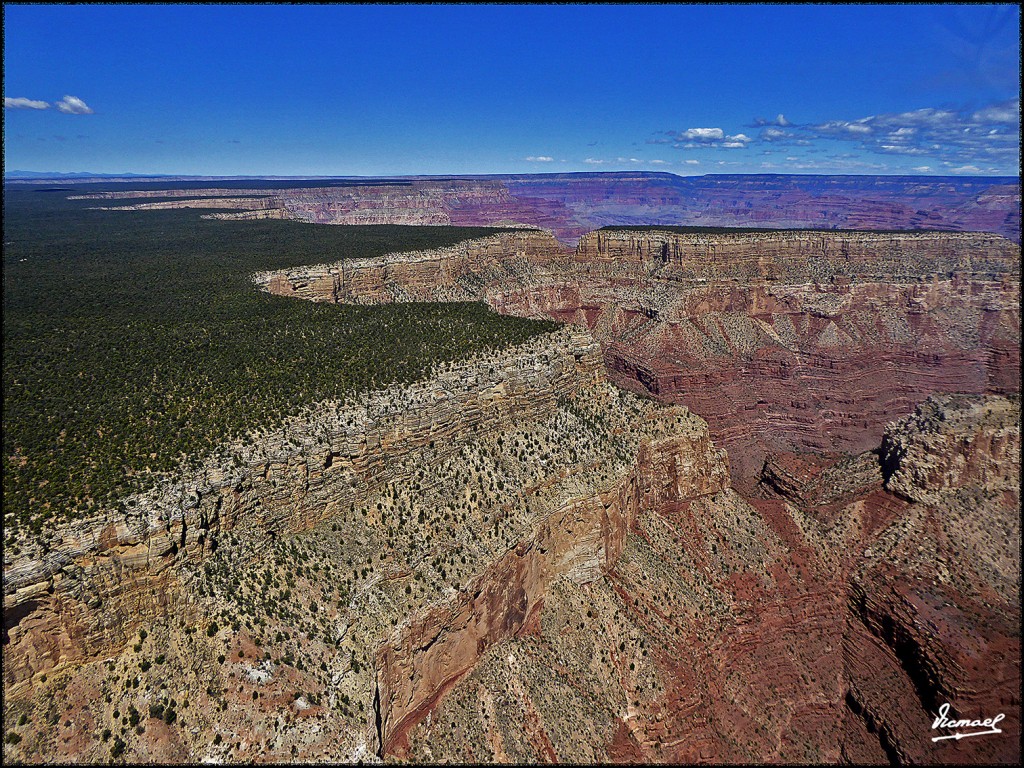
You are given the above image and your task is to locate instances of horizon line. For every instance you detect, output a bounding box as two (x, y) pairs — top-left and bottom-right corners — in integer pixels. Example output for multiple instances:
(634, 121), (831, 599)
(5, 170), (1021, 181)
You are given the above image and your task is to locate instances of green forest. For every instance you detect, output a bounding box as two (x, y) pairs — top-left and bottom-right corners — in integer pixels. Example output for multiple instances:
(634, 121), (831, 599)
(3, 185), (558, 546)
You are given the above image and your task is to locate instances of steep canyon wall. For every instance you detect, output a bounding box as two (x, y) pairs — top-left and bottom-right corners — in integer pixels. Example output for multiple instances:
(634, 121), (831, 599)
(3, 326), (602, 686)
(5, 221), (1019, 764)
(4, 325), (737, 763)
(260, 227), (1020, 486)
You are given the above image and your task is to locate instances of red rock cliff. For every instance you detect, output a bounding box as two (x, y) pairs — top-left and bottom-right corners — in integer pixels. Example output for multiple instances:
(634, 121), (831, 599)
(259, 227), (1020, 488)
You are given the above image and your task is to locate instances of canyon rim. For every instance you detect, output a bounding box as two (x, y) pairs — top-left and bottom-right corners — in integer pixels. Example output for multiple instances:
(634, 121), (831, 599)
(3, 174), (1021, 764)
(4, 3), (1021, 764)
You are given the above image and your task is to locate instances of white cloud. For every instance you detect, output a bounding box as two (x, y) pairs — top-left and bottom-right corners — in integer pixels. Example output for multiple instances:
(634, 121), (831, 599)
(912, 166), (932, 172)
(753, 113), (791, 127)
(683, 159), (700, 165)
(679, 127), (724, 141)
(525, 156), (554, 162)
(950, 164), (982, 174)
(816, 120), (873, 135)
(787, 100), (1018, 171)
(55, 95), (94, 115)
(654, 100), (1017, 172)
(973, 103), (1018, 122)
(760, 127), (798, 142)
(649, 159), (667, 165)
(5, 97), (49, 110)
(668, 128), (752, 150)
(583, 158), (606, 165)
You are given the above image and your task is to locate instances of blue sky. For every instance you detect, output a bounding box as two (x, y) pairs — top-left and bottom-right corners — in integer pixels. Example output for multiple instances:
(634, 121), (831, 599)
(3, 4), (1019, 176)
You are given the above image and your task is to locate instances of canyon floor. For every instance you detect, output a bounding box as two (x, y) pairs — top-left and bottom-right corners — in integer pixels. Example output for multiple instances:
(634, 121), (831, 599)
(3, 180), (1021, 765)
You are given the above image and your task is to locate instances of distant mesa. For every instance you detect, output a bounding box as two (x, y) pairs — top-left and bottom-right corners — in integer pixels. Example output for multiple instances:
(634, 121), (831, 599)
(55, 171), (1022, 244)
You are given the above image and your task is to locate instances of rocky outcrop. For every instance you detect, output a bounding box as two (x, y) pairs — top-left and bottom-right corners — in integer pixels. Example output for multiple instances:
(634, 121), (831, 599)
(89, 197), (280, 212)
(254, 230), (569, 305)
(392, 396), (1019, 765)
(3, 325), (604, 686)
(568, 229), (1020, 483)
(3, 323), (738, 764)
(842, 395), (1020, 765)
(201, 207), (291, 220)
(376, 427), (728, 756)
(880, 394), (1021, 504)
(253, 224), (1021, 763)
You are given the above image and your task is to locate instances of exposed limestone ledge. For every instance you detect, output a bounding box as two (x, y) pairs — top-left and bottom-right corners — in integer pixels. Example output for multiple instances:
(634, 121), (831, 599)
(201, 208), (290, 220)
(2, 323), (604, 684)
(252, 229), (568, 305)
(253, 228), (1019, 482)
(88, 197), (280, 212)
(880, 394), (1021, 505)
(575, 228), (1020, 282)
(255, 228), (1019, 316)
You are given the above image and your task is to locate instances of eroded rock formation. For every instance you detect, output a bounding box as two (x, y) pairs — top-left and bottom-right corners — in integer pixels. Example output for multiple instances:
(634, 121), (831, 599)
(260, 227), (1020, 488)
(4, 326), (733, 763)
(4, 326), (602, 686)
(842, 395), (1020, 765)
(4, 219), (1020, 765)
(397, 395), (1019, 765)
(69, 172), (1022, 244)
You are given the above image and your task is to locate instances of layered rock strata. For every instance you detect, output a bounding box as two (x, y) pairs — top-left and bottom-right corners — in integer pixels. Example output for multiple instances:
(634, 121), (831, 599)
(3, 325), (599, 685)
(396, 396), (1019, 765)
(841, 395), (1020, 765)
(4, 325), (729, 763)
(260, 227), (1020, 487)
(5, 218), (1020, 764)
(252, 230), (570, 306)
(68, 172), (1023, 243)
(375, 424), (729, 756)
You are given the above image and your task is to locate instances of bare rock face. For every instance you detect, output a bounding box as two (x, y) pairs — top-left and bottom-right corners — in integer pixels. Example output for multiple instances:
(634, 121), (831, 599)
(396, 396), (1018, 765)
(249, 230), (1020, 765)
(842, 395), (1020, 765)
(881, 394), (1021, 504)
(260, 227), (1020, 489)
(254, 230), (570, 305)
(564, 229), (1020, 485)
(5, 219), (1019, 764)
(4, 325), (734, 764)
(375, 427), (729, 757)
